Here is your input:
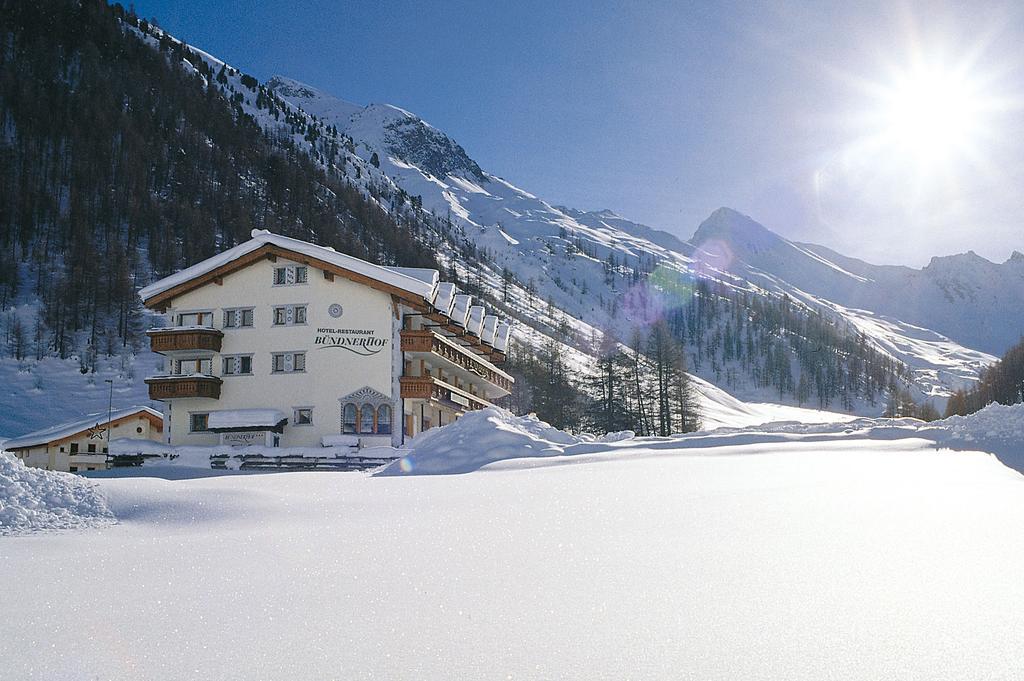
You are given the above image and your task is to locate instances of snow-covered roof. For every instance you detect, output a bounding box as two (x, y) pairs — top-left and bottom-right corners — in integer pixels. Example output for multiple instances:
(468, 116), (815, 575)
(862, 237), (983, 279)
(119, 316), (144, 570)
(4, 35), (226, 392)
(450, 294), (472, 327)
(467, 305), (485, 337)
(493, 321), (512, 352)
(481, 315), (498, 345)
(3, 407), (162, 451)
(208, 409), (288, 431)
(137, 230), (513, 351)
(139, 230), (437, 304)
(433, 282), (456, 315)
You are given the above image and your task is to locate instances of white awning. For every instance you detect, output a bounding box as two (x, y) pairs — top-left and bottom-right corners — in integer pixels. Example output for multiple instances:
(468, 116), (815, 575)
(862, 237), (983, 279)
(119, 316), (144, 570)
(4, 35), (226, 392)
(208, 409), (288, 432)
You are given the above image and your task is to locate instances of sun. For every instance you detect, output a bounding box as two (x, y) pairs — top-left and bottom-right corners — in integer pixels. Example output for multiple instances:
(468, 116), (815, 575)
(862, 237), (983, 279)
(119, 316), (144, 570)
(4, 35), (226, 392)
(875, 65), (983, 162)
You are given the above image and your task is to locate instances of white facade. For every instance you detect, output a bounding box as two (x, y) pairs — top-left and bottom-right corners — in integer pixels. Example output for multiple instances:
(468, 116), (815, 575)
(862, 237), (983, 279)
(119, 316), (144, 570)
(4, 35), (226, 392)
(142, 230), (512, 451)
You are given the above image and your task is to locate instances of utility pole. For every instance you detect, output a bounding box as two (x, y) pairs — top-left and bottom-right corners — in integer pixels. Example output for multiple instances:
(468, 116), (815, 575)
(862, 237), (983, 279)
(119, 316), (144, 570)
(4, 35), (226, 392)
(105, 379), (114, 449)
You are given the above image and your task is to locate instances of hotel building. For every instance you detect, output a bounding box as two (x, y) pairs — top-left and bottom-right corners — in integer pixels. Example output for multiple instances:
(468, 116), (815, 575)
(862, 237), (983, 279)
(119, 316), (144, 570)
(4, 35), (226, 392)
(139, 230), (512, 450)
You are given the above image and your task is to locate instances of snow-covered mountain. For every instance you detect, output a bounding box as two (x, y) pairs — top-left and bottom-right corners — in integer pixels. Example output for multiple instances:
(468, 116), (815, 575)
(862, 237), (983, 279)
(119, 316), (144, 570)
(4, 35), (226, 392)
(265, 75), (1008, 404)
(691, 208), (1024, 356)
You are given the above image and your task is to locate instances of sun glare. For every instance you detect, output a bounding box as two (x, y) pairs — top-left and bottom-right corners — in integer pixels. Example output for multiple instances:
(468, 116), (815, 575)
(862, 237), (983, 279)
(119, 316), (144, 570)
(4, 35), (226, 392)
(877, 66), (982, 161)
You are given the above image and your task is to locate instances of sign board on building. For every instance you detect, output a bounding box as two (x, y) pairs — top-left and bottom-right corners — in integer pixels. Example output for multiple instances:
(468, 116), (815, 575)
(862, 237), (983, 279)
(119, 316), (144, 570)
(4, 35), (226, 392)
(314, 328), (389, 356)
(221, 431), (271, 447)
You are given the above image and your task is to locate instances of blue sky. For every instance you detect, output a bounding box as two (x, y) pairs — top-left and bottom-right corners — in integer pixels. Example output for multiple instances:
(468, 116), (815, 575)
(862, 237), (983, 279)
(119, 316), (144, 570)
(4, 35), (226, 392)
(131, 1), (1024, 266)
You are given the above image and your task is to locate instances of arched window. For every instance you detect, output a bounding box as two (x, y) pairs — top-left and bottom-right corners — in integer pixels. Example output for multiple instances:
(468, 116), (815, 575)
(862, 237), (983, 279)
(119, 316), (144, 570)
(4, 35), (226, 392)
(343, 403), (357, 434)
(360, 403), (375, 433)
(376, 405), (392, 435)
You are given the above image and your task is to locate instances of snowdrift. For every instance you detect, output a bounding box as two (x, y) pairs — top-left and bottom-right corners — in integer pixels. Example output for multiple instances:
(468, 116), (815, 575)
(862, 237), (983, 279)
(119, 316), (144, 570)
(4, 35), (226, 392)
(377, 408), (630, 475)
(0, 453), (114, 535)
(379, 403), (1024, 477)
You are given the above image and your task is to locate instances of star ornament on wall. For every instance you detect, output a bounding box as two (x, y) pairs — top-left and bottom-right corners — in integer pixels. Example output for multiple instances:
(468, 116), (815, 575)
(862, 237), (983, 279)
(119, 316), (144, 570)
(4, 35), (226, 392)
(87, 424), (107, 439)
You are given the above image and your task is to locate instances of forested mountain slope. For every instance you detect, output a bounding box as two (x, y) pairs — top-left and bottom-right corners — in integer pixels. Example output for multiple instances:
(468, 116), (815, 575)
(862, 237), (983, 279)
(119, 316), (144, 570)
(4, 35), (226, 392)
(0, 0), (1007, 438)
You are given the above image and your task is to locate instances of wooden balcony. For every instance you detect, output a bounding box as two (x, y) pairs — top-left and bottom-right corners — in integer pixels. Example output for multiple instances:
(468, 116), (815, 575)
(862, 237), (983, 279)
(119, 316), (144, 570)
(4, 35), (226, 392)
(145, 375), (222, 400)
(401, 330), (513, 394)
(147, 327), (223, 354)
(399, 375), (495, 411)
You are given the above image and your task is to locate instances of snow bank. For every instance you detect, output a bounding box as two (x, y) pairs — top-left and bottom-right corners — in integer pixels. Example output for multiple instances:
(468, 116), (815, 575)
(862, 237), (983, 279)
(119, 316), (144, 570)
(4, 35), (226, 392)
(0, 453), (114, 535)
(377, 408), (587, 475)
(937, 402), (1024, 443)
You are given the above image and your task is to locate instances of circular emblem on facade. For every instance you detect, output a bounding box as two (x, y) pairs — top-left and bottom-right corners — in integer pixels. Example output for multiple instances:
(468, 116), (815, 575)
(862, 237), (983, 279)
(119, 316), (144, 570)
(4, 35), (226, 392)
(328, 303), (344, 318)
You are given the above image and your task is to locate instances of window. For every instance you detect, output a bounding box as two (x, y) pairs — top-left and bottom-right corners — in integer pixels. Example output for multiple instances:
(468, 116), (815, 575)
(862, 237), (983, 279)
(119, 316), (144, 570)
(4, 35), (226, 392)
(273, 265), (308, 286)
(87, 444), (96, 453)
(190, 413), (210, 432)
(177, 311), (212, 327)
(341, 401), (393, 434)
(70, 443), (79, 453)
(60, 446), (65, 453)
(377, 405), (392, 435)
(69, 466), (78, 473)
(223, 308), (254, 328)
(293, 408), (313, 426)
(343, 404), (357, 434)
(272, 352), (306, 373)
(175, 358), (212, 376)
(222, 355), (253, 376)
(360, 403), (375, 434)
(272, 305), (307, 326)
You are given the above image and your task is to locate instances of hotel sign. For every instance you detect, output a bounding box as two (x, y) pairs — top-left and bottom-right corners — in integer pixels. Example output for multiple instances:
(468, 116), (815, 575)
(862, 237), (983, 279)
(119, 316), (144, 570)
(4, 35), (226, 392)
(221, 431), (269, 446)
(314, 328), (389, 357)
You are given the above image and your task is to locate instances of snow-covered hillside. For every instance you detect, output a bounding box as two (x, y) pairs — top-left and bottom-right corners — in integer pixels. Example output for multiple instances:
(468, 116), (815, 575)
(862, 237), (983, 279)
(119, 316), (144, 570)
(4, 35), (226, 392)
(265, 75), (1007, 405)
(693, 207), (1024, 357)
(4, 408), (1024, 679)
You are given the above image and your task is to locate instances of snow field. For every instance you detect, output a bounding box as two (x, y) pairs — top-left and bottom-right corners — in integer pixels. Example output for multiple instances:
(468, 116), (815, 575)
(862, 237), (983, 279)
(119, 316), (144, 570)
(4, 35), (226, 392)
(2, 435), (1024, 679)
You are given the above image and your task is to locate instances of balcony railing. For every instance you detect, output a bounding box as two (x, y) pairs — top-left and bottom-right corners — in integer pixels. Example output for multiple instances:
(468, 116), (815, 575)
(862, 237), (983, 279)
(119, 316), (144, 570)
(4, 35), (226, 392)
(399, 375), (494, 411)
(401, 330), (513, 393)
(147, 327), (224, 354)
(145, 375), (222, 400)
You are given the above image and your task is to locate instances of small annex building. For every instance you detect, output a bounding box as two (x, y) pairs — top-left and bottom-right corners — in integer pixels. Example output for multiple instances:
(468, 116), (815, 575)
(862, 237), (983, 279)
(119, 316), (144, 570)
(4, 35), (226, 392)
(3, 406), (164, 473)
(138, 229), (513, 450)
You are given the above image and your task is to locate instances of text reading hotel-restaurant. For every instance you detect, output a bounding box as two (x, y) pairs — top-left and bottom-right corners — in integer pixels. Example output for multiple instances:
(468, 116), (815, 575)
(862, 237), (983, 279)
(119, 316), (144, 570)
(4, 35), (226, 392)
(139, 229), (512, 449)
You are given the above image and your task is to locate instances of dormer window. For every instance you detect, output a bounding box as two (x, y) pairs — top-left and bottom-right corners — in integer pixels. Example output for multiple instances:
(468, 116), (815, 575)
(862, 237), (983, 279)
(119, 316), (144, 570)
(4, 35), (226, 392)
(273, 265), (308, 286)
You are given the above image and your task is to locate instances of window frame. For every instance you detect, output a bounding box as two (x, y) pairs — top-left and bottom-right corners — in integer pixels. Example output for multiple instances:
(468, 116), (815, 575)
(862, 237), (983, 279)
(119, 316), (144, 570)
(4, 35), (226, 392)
(221, 354), (254, 376)
(272, 265), (309, 287)
(176, 309), (215, 328)
(342, 403), (358, 434)
(189, 412), (211, 433)
(293, 407), (314, 426)
(223, 307), (255, 329)
(376, 404), (392, 435)
(271, 351), (307, 374)
(272, 304), (308, 327)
